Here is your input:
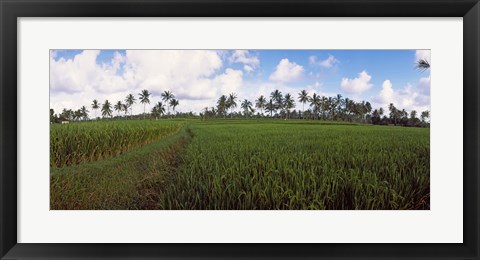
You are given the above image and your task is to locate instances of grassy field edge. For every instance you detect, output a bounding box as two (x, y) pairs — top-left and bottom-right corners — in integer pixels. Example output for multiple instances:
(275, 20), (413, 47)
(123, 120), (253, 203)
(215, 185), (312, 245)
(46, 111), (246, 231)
(50, 125), (193, 210)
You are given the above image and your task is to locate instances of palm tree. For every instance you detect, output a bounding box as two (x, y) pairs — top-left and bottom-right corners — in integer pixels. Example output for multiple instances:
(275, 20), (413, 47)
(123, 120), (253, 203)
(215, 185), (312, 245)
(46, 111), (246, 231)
(226, 93), (237, 117)
(217, 95), (228, 118)
(416, 59), (430, 71)
(151, 102), (166, 120)
(50, 108), (55, 123)
(298, 90), (309, 119)
(91, 99), (99, 119)
(421, 110), (430, 123)
(61, 108), (73, 121)
(255, 95), (267, 116)
(283, 93), (295, 119)
(73, 109), (82, 121)
(309, 93), (321, 120)
(270, 89), (283, 114)
(265, 99), (275, 117)
(343, 97), (350, 120)
(138, 89), (151, 119)
(161, 90), (175, 115)
(379, 107), (384, 117)
(122, 103), (128, 118)
(169, 98), (179, 116)
(388, 103), (398, 125)
(114, 101), (123, 117)
(410, 110), (417, 120)
(69, 109), (77, 121)
(345, 98), (355, 121)
(241, 99), (253, 118)
(334, 94), (343, 119)
(371, 109), (381, 124)
(365, 101), (372, 121)
(80, 106), (89, 121)
(400, 109), (408, 125)
(125, 94), (136, 119)
(326, 96), (335, 119)
(202, 107), (217, 119)
(101, 100), (113, 118)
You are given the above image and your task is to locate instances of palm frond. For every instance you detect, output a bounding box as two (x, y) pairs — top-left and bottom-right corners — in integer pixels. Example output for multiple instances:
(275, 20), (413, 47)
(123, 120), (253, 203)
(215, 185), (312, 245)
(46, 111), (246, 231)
(415, 59), (430, 71)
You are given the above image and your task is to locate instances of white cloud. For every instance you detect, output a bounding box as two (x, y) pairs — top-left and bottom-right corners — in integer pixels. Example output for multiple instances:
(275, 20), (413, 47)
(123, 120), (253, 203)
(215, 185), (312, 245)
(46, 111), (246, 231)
(269, 59), (304, 82)
(124, 50), (222, 97)
(304, 81), (337, 98)
(373, 79), (430, 113)
(214, 68), (243, 95)
(418, 76), (430, 95)
(415, 50), (431, 63)
(340, 70), (373, 94)
(243, 65), (254, 73)
(50, 50), (134, 95)
(319, 55), (339, 68)
(50, 50), (101, 94)
(310, 54), (339, 68)
(229, 50), (260, 72)
(50, 50), (230, 115)
(375, 80), (395, 105)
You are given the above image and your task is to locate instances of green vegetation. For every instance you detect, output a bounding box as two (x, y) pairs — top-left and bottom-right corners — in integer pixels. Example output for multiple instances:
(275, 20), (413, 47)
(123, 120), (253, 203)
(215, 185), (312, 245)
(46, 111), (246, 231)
(157, 120), (429, 210)
(51, 126), (192, 210)
(50, 119), (429, 210)
(50, 120), (183, 167)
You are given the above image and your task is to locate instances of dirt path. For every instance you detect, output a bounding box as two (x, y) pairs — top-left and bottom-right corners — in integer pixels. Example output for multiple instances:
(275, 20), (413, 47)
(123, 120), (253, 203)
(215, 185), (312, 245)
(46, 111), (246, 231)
(135, 126), (194, 209)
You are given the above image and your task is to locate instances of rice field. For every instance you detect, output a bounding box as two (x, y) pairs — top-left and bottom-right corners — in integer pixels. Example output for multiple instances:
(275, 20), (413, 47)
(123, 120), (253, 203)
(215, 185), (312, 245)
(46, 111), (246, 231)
(50, 120), (183, 167)
(50, 119), (430, 210)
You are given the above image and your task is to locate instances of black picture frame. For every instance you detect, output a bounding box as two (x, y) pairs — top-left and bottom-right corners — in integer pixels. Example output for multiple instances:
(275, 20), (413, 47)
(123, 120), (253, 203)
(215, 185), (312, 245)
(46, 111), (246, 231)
(1, 0), (479, 259)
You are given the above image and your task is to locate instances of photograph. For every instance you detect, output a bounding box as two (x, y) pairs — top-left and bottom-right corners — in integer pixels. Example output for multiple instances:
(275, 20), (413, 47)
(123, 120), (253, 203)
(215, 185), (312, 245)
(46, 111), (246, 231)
(49, 49), (430, 210)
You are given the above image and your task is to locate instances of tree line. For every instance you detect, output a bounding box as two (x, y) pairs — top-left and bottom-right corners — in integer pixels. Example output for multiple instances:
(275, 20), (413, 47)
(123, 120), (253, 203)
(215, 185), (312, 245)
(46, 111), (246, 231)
(50, 88), (430, 128)
(199, 89), (429, 127)
(50, 90), (180, 123)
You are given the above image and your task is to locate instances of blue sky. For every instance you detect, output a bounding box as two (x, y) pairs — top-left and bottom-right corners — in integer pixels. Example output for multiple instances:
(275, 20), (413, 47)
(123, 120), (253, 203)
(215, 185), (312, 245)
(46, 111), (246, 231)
(50, 49), (430, 116)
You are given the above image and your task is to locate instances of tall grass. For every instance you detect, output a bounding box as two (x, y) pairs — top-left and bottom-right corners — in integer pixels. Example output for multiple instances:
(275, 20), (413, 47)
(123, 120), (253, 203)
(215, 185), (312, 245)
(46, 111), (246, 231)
(50, 119), (430, 210)
(50, 126), (192, 210)
(156, 120), (429, 210)
(50, 120), (183, 167)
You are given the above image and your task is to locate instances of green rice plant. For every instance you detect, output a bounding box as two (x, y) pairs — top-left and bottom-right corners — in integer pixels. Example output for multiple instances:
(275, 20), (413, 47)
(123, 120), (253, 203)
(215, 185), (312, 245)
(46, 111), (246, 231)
(154, 120), (429, 210)
(50, 119), (429, 210)
(50, 119), (184, 167)
(50, 126), (192, 210)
